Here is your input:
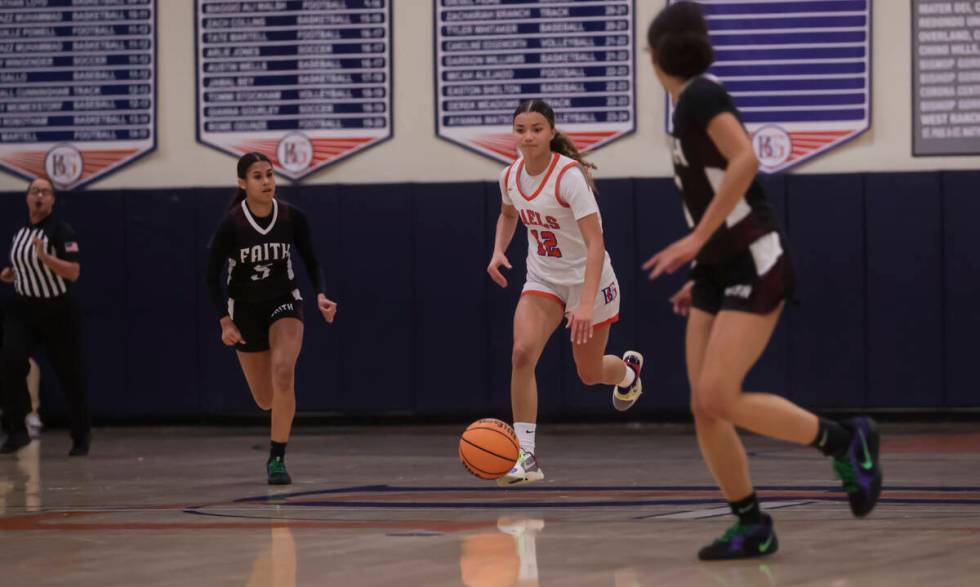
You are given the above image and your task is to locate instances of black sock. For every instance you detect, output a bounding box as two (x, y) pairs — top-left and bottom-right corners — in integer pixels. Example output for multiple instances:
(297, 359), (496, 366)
(269, 441), (287, 462)
(729, 492), (763, 525)
(810, 418), (851, 458)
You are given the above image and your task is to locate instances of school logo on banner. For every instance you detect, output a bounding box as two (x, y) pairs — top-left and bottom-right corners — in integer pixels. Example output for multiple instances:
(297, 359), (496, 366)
(0, 1), (156, 190)
(434, 0), (636, 163)
(195, 0), (393, 180)
(668, 0), (872, 173)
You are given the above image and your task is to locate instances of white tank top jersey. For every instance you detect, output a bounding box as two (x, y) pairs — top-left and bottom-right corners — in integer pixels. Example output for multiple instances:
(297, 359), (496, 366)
(499, 152), (614, 286)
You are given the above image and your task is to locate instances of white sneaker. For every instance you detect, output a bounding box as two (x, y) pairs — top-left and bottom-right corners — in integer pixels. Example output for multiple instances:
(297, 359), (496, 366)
(25, 413), (43, 439)
(496, 449), (544, 487)
(612, 351), (643, 411)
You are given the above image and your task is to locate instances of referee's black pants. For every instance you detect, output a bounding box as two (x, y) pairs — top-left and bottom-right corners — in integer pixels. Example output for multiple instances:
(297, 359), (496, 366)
(1, 295), (89, 440)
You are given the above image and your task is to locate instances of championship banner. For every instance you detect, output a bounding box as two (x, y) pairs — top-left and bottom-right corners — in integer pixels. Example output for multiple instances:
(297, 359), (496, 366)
(0, 0), (156, 190)
(912, 0), (980, 156)
(669, 0), (872, 174)
(196, 0), (392, 180)
(435, 0), (635, 163)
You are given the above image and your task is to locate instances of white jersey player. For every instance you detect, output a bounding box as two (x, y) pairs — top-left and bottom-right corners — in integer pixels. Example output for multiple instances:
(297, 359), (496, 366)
(486, 99), (646, 487)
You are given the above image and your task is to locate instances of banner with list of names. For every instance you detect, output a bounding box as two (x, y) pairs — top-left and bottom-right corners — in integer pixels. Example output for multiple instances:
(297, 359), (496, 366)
(0, 0), (156, 190)
(912, 0), (980, 156)
(196, 0), (392, 180)
(435, 0), (636, 163)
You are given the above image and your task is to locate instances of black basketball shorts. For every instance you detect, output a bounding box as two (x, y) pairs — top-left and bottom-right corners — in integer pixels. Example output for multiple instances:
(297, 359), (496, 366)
(691, 232), (795, 316)
(227, 291), (304, 352)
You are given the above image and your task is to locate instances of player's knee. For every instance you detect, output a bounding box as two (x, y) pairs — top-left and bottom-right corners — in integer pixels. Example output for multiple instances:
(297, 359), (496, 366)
(692, 380), (734, 420)
(511, 344), (536, 371)
(270, 362), (294, 392)
(691, 398), (724, 423)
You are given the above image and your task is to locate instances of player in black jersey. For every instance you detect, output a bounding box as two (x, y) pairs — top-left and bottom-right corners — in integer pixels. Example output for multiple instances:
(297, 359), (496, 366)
(206, 152), (337, 485)
(641, 2), (882, 560)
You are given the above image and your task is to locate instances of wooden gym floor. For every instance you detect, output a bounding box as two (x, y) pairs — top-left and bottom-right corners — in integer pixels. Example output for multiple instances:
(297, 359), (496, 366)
(1, 422), (978, 586)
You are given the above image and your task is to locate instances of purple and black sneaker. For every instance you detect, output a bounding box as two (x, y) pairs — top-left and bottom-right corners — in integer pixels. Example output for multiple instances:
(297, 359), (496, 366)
(832, 417), (882, 517)
(698, 513), (779, 560)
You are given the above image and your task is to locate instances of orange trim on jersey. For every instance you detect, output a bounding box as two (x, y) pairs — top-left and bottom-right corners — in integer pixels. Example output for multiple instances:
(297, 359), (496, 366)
(520, 290), (565, 308)
(554, 161), (580, 208)
(503, 160), (517, 194)
(515, 152), (561, 202)
(593, 314), (620, 330)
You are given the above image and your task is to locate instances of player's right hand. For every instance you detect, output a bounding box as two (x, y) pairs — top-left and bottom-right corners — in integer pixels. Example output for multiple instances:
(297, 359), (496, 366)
(486, 251), (512, 288)
(670, 280), (694, 316)
(219, 316), (245, 346)
(0, 266), (14, 284)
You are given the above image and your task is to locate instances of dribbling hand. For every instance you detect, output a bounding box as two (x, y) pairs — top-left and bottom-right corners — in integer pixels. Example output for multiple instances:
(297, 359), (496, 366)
(318, 293), (337, 324)
(670, 281), (694, 316)
(487, 251), (512, 288)
(219, 316), (245, 346)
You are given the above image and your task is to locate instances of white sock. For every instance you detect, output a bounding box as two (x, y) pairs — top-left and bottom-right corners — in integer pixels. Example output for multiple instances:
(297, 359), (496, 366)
(514, 422), (536, 454)
(517, 534), (539, 581)
(618, 364), (637, 389)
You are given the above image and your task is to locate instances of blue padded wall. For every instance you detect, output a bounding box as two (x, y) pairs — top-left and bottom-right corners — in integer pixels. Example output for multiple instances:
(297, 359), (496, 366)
(0, 169), (975, 423)
(785, 174), (866, 408)
(413, 182), (490, 412)
(865, 173), (943, 407)
(941, 170), (980, 408)
(633, 177), (690, 409)
(333, 184), (415, 411)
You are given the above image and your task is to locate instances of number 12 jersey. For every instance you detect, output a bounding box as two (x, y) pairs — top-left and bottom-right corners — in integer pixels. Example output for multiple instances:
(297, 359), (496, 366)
(499, 152), (613, 286)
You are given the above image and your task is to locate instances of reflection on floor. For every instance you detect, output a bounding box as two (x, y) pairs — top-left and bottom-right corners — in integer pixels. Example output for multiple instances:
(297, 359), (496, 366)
(1, 423), (978, 586)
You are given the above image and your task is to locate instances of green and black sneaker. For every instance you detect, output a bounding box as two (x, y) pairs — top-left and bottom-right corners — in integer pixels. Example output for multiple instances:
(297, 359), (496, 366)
(266, 456), (292, 485)
(697, 513), (779, 561)
(832, 416), (882, 517)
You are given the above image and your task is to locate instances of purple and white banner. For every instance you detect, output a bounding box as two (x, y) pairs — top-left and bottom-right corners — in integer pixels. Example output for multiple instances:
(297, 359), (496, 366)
(669, 0), (872, 174)
(0, 0), (156, 190)
(196, 0), (392, 180)
(435, 0), (636, 163)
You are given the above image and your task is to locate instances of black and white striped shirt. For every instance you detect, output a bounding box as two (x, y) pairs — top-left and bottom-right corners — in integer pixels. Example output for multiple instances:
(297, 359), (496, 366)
(8, 217), (80, 299)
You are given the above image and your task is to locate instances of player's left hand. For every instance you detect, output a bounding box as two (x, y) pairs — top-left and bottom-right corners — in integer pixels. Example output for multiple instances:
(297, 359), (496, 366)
(670, 280), (695, 316)
(318, 293), (337, 324)
(642, 233), (704, 281)
(566, 303), (594, 345)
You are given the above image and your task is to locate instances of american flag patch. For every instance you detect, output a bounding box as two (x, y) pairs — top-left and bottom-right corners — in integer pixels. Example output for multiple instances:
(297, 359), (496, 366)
(65, 241), (79, 253)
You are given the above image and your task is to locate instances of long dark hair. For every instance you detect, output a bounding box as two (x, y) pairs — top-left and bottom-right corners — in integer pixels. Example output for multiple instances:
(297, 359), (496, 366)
(229, 151), (273, 210)
(647, 1), (714, 79)
(513, 99), (596, 190)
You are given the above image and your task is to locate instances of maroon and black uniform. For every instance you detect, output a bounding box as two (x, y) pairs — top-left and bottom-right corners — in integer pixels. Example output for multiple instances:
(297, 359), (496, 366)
(206, 199), (325, 352)
(670, 75), (793, 314)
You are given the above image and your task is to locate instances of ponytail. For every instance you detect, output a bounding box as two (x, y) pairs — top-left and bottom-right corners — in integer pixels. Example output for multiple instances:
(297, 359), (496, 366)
(550, 132), (597, 192)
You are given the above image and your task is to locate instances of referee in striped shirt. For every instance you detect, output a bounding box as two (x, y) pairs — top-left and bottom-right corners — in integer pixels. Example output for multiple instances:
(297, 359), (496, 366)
(0, 177), (89, 455)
